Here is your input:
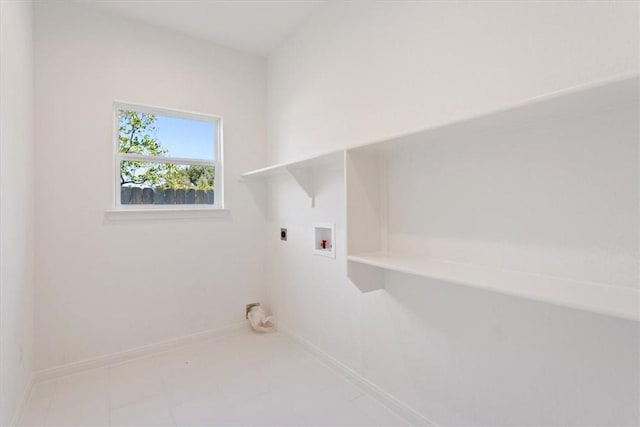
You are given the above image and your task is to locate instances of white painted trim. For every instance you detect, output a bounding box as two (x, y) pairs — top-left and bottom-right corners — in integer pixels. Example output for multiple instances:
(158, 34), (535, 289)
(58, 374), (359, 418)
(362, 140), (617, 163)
(33, 322), (246, 383)
(25, 321), (434, 425)
(112, 100), (224, 210)
(277, 324), (437, 427)
(118, 153), (215, 167)
(9, 374), (34, 427)
(216, 118), (225, 210)
(104, 207), (230, 221)
(113, 100), (222, 123)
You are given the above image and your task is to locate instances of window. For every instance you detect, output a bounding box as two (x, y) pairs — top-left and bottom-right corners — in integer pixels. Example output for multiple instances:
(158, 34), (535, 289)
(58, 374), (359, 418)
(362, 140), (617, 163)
(113, 102), (223, 210)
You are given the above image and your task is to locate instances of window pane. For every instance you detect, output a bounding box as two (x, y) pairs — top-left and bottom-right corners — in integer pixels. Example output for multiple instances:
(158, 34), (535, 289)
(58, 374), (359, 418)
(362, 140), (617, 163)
(120, 161), (214, 205)
(118, 110), (215, 160)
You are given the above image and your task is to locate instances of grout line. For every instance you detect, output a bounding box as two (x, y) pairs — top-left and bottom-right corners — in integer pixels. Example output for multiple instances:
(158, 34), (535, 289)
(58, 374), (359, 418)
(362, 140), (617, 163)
(9, 373), (34, 427)
(106, 367), (112, 427)
(42, 391), (54, 427)
(153, 354), (178, 427)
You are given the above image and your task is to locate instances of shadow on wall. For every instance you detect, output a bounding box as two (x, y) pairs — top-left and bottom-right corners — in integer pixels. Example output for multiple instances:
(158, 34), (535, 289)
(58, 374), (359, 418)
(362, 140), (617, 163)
(360, 271), (640, 425)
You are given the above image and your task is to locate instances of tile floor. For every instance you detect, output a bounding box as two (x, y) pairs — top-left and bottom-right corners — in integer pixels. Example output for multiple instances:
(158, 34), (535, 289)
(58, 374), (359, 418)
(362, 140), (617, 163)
(19, 329), (410, 426)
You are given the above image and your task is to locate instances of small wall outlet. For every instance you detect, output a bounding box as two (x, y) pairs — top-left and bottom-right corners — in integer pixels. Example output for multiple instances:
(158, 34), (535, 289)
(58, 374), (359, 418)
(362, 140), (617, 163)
(280, 228), (287, 241)
(246, 302), (260, 319)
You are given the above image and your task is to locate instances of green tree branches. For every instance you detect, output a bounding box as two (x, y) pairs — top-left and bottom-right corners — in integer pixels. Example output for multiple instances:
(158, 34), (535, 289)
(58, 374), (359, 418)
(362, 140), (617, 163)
(118, 111), (214, 191)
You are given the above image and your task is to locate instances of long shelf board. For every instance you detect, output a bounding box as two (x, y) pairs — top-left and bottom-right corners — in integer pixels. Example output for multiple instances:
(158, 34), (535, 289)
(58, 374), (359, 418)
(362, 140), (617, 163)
(241, 150), (344, 179)
(349, 72), (638, 155)
(243, 73), (638, 178)
(347, 252), (639, 321)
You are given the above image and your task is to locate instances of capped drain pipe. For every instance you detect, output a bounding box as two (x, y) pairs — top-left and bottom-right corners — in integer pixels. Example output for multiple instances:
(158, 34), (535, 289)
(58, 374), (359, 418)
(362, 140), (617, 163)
(246, 303), (274, 332)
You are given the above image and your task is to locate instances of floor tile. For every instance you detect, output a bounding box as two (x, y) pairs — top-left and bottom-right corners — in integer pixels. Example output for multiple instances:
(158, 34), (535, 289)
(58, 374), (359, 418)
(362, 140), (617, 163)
(29, 379), (58, 401)
(45, 398), (109, 426)
(20, 330), (408, 427)
(110, 396), (174, 426)
(169, 390), (234, 426)
(49, 368), (109, 411)
(109, 356), (166, 409)
(216, 368), (272, 404)
(18, 394), (51, 426)
(350, 395), (411, 426)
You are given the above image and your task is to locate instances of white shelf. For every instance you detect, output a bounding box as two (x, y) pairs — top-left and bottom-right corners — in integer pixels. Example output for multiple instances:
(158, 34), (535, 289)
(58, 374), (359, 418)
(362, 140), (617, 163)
(242, 73), (636, 180)
(246, 72), (639, 321)
(241, 150), (344, 179)
(348, 252), (639, 321)
(348, 72), (638, 156)
(242, 151), (344, 207)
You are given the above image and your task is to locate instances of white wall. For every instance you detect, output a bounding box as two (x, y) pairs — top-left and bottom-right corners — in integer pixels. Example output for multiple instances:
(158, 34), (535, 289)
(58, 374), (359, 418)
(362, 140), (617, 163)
(385, 105), (638, 289)
(267, 1), (639, 163)
(0, 0), (35, 424)
(265, 1), (640, 425)
(33, 1), (266, 372)
(265, 155), (640, 425)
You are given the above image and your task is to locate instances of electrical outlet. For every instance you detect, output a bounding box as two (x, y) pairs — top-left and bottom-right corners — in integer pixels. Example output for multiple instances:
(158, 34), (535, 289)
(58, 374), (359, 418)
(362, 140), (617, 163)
(246, 302), (260, 319)
(280, 228), (287, 241)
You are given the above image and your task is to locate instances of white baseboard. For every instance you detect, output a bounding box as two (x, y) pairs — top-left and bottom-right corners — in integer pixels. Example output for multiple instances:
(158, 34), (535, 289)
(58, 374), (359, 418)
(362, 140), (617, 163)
(26, 322), (435, 426)
(33, 322), (247, 383)
(9, 373), (34, 427)
(277, 323), (437, 427)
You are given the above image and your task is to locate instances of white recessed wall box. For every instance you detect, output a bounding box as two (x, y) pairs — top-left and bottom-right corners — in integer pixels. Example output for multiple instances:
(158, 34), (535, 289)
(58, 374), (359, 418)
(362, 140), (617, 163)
(313, 223), (335, 258)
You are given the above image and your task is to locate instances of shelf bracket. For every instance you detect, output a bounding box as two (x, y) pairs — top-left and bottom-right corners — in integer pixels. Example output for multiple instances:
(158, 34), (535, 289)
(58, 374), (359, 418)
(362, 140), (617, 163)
(286, 166), (315, 207)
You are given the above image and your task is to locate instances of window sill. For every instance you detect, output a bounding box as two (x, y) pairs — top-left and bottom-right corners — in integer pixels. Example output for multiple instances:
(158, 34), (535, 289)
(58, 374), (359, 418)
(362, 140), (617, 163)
(104, 207), (230, 221)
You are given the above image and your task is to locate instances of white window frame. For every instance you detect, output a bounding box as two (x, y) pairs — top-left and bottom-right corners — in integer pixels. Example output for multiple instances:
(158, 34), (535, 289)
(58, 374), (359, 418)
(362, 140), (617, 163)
(113, 101), (224, 211)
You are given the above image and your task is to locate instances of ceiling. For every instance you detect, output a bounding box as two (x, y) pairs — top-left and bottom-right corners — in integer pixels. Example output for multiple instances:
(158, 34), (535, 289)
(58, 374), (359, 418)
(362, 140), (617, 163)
(82, 0), (327, 56)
